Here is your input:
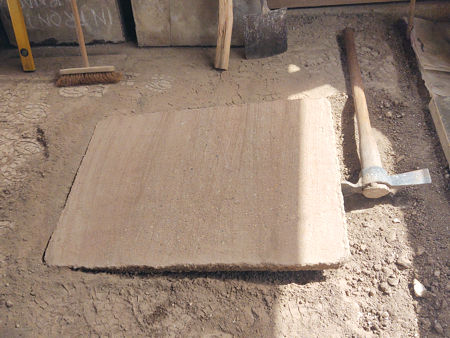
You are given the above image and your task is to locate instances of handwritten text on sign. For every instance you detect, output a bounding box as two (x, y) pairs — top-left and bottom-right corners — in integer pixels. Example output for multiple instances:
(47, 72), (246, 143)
(18, 0), (114, 29)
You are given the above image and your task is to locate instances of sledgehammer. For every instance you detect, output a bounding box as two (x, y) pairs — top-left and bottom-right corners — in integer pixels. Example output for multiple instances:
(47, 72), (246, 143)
(341, 28), (431, 198)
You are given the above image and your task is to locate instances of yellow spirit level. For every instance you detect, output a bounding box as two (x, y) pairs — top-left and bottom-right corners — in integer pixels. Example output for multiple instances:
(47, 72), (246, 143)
(6, 0), (35, 72)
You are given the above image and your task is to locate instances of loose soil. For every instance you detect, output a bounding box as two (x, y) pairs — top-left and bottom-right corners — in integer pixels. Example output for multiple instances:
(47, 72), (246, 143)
(0, 7), (449, 337)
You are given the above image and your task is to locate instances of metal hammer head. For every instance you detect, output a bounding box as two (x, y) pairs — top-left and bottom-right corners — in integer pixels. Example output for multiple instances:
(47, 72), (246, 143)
(342, 166), (432, 198)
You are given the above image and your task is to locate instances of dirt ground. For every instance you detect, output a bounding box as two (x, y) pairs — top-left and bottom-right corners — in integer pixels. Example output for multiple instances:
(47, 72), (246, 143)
(0, 5), (449, 337)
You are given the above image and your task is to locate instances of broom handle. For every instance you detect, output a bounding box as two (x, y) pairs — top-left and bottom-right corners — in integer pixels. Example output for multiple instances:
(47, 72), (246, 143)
(70, 0), (89, 67)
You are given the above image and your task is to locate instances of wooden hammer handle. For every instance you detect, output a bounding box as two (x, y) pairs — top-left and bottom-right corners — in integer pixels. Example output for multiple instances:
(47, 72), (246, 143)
(70, 0), (89, 67)
(215, 0), (233, 70)
(344, 28), (382, 170)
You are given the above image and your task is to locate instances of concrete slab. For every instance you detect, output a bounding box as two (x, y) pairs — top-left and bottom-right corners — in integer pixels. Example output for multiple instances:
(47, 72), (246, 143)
(410, 18), (450, 165)
(44, 99), (349, 271)
(131, 0), (260, 46)
(170, 0), (218, 46)
(132, 0), (170, 47)
(410, 18), (450, 73)
(0, 0), (125, 45)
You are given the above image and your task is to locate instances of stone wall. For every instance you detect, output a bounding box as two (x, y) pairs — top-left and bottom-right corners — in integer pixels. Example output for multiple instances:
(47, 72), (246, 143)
(0, 0), (261, 47)
(132, 0), (261, 47)
(0, 0), (125, 45)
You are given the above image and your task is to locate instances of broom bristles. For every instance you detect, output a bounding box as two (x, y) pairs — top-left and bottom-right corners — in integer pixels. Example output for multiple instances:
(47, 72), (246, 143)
(56, 71), (122, 87)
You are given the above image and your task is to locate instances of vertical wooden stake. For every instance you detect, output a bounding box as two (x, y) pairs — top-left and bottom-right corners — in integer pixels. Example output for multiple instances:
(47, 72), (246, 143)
(215, 0), (233, 70)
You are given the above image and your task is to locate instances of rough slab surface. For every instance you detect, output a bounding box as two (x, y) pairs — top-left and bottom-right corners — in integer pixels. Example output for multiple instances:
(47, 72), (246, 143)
(410, 18), (450, 72)
(410, 18), (450, 165)
(45, 99), (349, 271)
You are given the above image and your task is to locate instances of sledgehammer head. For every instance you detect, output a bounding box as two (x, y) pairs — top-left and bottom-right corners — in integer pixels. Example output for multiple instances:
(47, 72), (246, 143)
(341, 166), (432, 199)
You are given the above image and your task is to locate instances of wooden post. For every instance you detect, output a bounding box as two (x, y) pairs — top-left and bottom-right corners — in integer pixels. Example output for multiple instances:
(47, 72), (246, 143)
(6, 0), (35, 72)
(407, 0), (416, 39)
(215, 0), (233, 70)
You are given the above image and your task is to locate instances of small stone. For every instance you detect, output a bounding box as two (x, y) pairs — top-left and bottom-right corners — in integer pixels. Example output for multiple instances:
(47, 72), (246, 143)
(416, 246), (425, 256)
(392, 218), (401, 224)
(434, 270), (440, 278)
(446, 283), (450, 292)
(385, 231), (396, 243)
(15, 323), (20, 328)
(386, 255), (395, 264)
(396, 254), (412, 269)
(385, 111), (393, 118)
(413, 279), (427, 297)
(421, 318), (431, 330)
(382, 266), (393, 275)
(379, 282), (390, 293)
(435, 299), (442, 309)
(383, 101), (391, 108)
(444, 173), (450, 179)
(5, 300), (13, 308)
(0, 220), (15, 231)
(373, 263), (382, 271)
(360, 244), (367, 251)
(434, 321), (444, 335)
(387, 276), (399, 287)
(369, 289), (375, 296)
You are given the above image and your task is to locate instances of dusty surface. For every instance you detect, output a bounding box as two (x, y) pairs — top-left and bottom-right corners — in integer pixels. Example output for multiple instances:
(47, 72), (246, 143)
(45, 99), (348, 270)
(0, 6), (449, 337)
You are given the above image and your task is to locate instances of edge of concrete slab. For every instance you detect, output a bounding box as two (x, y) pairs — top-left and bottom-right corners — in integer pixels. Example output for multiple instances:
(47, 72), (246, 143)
(429, 96), (450, 166)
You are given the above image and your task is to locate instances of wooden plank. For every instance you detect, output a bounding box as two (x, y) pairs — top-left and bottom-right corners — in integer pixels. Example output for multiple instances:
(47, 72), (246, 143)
(45, 99), (349, 271)
(268, 0), (405, 8)
(410, 18), (450, 72)
(429, 96), (450, 165)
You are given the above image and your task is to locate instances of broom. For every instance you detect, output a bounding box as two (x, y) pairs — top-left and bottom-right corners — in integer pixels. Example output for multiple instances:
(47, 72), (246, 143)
(56, 0), (122, 87)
